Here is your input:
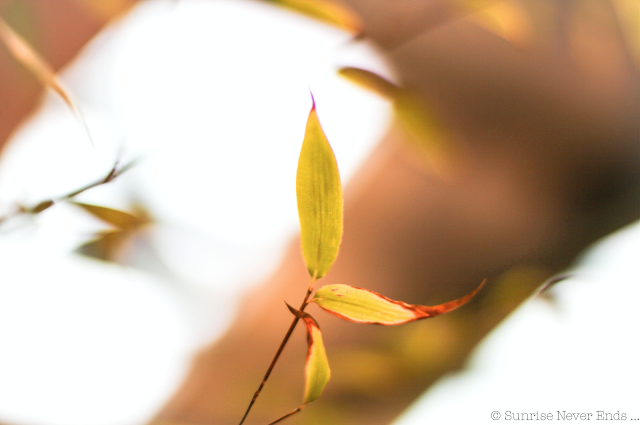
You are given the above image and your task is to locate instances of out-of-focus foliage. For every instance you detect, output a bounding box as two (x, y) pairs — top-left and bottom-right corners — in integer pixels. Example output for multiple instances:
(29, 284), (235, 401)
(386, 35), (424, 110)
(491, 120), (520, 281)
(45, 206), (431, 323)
(611, 0), (639, 67)
(0, 161), (136, 228)
(463, 0), (534, 47)
(72, 202), (151, 263)
(71, 202), (147, 230)
(266, 0), (362, 33)
(336, 67), (398, 101)
(70, 0), (136, 20)
(0, 17), (93, 144)
(338, 67), (457, 178)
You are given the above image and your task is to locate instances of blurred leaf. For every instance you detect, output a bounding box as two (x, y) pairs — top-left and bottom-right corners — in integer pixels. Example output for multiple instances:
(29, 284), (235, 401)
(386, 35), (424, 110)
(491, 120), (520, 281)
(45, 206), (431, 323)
(70, 202), (147, 230)
(267, 0), (362, 33)
(75, 230), (129, 262)
(70, 0), (136, 21)
(338, 66), (457, 177)
(610, 0), (639, 68)
(0, 17), (93, 145)
(311, 280), (485, 325)
(286, 304), (331, 404)
(393, 91), (457, 177)
(337, 67), (399, 100)
(296, 96), (343, 280)
(28, 200), (54, 214)
(466, 0), (534, 48)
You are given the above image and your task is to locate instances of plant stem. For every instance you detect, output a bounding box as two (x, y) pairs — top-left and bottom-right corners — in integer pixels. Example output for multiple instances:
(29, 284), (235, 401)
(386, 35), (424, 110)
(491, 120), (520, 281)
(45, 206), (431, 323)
(237, 279), (316, 425)
(266, 405), (304, 425)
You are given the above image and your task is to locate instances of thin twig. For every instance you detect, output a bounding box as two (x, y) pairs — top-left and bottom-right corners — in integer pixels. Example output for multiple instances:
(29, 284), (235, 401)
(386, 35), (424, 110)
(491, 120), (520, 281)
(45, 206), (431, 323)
(66, 158), (138, 198)
(238, 278), (316, 425)
(266, 405), (304, 425)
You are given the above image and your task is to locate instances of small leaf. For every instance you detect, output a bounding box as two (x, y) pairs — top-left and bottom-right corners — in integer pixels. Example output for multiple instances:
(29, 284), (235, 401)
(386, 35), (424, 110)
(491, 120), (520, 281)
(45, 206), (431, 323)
(268, 0), (362, 33)
(75, 230), (129, 262)
(296, 96), (343, 279)
(70, 202), (146, 230)
(337, 67), (400, 100)
(286, 304), (330, 404)
(311, 280), (485, 325)
(0, 17), (93, 145)
(29, 200), (54, 214)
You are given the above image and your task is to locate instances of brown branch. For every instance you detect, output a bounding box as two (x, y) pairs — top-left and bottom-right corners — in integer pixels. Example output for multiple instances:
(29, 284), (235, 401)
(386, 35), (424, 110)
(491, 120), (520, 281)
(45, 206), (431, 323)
(266, 405), (304, 425)
(237, 278), (316, 425)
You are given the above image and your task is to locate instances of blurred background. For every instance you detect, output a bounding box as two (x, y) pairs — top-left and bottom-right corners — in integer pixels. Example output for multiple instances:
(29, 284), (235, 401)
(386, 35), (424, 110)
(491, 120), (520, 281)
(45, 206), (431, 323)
(0, 0), (638, 424)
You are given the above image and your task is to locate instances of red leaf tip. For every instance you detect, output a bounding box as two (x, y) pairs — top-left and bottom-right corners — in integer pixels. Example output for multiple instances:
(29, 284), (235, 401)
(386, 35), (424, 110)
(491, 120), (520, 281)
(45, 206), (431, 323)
(309, 89), (316, 111)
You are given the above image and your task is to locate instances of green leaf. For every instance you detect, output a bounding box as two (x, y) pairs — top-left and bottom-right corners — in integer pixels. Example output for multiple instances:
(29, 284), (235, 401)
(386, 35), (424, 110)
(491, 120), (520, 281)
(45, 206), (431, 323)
(296, 97), (343, 279)
(311, 280), (485, 325)
(267, 0), (362, 33)
(337, 67), (400, 100)
(70, 202), (146, 230)
(286, 304), (331, 404)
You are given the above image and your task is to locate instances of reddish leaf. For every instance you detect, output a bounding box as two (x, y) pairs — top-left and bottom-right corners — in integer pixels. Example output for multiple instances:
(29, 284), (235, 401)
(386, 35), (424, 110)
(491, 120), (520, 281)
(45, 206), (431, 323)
(311, 280), (485, 325)
(286, 304), (330, 404)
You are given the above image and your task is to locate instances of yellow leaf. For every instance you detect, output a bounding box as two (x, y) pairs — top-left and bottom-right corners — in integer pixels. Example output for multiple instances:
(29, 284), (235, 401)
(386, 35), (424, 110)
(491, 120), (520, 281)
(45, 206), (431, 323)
(0, 17), (94, 145)
(269, 0), (362, 33)
(312, 280), (485, 325)
(296, 97), (343, 280)
(286, 304), (331, 404)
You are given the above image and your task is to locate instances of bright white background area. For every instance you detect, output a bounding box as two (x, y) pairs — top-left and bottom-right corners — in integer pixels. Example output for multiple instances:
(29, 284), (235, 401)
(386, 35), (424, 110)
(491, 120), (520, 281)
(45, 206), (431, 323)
(394, 221), (640, 424)
(0, 1), (391, 424)
(0, 1), (638, 425)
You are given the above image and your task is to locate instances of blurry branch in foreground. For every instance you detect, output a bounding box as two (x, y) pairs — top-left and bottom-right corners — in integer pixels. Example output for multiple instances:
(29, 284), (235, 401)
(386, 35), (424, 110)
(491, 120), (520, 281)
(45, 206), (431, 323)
(0, 159), (137, 228)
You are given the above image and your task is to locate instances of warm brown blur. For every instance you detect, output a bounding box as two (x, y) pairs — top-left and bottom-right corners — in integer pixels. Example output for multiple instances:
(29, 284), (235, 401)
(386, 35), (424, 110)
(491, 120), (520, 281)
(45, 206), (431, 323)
(1, 1), (638, 425)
